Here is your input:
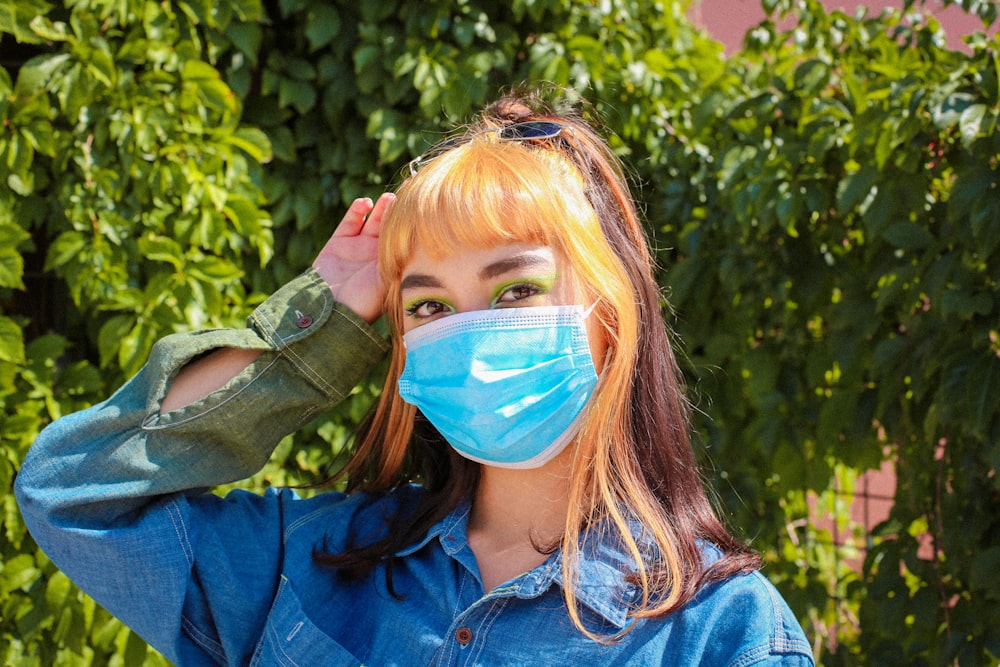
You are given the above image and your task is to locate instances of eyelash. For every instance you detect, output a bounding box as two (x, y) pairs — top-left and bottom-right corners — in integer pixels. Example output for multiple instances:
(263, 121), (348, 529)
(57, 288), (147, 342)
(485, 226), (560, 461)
(404, 282), (546, 320)
(404, 299), (450, 319)
(492, 282), (543, 305)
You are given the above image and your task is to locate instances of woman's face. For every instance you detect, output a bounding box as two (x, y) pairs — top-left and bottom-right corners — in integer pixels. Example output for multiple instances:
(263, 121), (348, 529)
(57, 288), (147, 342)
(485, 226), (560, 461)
(398, 241), (608, 370)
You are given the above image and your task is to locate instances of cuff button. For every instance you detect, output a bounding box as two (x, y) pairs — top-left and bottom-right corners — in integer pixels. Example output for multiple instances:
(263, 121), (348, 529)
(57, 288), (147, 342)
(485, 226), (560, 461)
(294, 310), (314, 328)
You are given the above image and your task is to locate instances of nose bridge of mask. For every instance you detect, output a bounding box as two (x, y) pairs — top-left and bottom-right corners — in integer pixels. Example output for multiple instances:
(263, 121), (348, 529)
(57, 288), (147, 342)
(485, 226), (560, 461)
(401, 303), (593, 351)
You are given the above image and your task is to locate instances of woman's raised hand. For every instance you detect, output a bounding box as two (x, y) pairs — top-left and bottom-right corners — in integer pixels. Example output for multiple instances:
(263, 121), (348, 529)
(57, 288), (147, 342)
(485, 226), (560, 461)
(312, 193), (395, 324)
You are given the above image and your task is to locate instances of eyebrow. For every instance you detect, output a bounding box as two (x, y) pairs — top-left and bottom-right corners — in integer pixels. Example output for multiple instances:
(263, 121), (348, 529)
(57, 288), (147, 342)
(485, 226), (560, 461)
(399, 251), (555, 292)
(399, 273), (444, 292)
(478, 252), (554, 280)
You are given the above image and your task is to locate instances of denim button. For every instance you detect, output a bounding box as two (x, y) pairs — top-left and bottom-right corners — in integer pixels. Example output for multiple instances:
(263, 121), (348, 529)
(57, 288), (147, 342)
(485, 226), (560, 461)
(455, 627), (473, 645)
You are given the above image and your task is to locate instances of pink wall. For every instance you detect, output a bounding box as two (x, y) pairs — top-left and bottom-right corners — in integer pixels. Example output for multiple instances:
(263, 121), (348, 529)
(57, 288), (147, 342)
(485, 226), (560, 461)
(691, 0), (995, 52)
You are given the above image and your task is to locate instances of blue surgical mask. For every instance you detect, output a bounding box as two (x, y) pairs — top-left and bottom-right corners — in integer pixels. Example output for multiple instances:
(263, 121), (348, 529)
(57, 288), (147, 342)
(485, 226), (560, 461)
(397, 304), (599, 469)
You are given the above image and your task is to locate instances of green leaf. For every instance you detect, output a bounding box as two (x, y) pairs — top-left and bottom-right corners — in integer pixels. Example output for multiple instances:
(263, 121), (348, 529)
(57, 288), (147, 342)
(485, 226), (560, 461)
(226, 21), (263, 65)
(793, 59), (829, 95)
(933, 93), (976, 130)
(0, 316), (25, 364)
(44, 231), (88, 271)
(188, 257), (244, 282)
(366, 108), (409, 163)
(6, 171), (34, 196)
(122, 629), (151, 666)
(119, 320), (156, 377)
(278, 77), (316, 114)
(14, 53), (70, 97)
(836, 165), (880, 215)
(18, 119), (56, 156)
(28, 15), (69, 42)
(442, 80), (471, 120)
(304, 4), (340, 51)
(138, 235), (184, 270)
(55, 360), (104, 399)
(224, 127), (273, 163)
(353, 44), (383, 95)
(265, 125), (296, 162)
(817, 390), (858, 450)
(98, 315), (135, 369)
(941, 288), (992, 320)
(6, 132), (33, 179)
(359, 0), (396, 23)
(26, 332), (70, 367)
(52, 605), (74, 646)
(965, 104), (990, 148)
(970, 546), (1000, 598)
(872, 335), (907, 377)
(44, 571), (72, 609)
(230, 0), (263, 21)
(224, 195), (267, 236)
(0, 247), (25, 289)
(182, 59), (222, 82)
(970, 197), (1000, 256)
(85, 45), (116, 88)
(881, 222), (934, 250)
(0, 554), (39, 594)
(191, 73), (238, 113)
(966, 355), (1000, 439)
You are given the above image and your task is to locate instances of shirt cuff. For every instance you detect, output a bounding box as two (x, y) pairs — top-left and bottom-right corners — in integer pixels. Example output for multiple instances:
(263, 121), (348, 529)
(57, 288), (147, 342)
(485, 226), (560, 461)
(248, 268), (390, 400)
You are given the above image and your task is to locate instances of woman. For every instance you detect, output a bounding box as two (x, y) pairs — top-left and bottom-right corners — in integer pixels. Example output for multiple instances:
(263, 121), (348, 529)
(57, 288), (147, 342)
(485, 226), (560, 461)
(16, 93), (814, 665)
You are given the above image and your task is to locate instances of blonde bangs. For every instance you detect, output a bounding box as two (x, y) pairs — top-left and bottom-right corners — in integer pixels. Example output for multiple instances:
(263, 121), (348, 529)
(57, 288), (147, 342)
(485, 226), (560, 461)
(380, 138), (598, 285)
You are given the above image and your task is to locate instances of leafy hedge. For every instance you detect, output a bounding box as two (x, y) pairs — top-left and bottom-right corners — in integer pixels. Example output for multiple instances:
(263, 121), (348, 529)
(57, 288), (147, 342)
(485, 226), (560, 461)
(648, 1), (1000, 664)
(1, 0), (996, 664)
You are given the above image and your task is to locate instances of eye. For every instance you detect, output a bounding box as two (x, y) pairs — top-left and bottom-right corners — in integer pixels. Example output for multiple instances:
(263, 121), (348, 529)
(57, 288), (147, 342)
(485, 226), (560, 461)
(493, 282), (543, 306)
(404, 299), (453, 320)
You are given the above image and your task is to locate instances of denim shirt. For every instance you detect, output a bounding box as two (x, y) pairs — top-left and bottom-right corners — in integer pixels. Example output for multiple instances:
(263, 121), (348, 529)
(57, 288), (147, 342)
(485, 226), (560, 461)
(16, 269), (815, 667)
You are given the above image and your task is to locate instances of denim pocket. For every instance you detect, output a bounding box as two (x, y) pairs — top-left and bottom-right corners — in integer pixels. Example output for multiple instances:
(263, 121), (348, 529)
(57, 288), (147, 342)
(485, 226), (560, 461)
(250, 577), (362, 667)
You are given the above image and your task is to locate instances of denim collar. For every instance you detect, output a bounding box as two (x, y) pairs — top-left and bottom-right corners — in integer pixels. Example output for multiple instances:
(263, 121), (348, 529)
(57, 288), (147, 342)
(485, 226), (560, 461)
(395, 499), (642, 629)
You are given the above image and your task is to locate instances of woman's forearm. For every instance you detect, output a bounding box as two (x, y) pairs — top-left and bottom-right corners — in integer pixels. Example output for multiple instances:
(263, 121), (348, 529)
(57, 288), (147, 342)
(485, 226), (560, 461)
(160, 347), (263, 413)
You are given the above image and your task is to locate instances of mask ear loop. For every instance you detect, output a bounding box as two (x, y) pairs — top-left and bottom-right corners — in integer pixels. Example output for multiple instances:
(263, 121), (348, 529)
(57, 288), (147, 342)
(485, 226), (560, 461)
(580, 299), (614, 378)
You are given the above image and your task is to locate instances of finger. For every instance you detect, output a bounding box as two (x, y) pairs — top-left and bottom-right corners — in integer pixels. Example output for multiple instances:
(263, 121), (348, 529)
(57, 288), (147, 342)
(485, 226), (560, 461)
(332, 197), (375, 237)
(361, 192), (395, 238)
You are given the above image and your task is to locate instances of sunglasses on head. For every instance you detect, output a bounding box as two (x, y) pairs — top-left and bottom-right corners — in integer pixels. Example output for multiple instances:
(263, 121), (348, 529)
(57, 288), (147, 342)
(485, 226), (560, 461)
(407, 121), (573, 176)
